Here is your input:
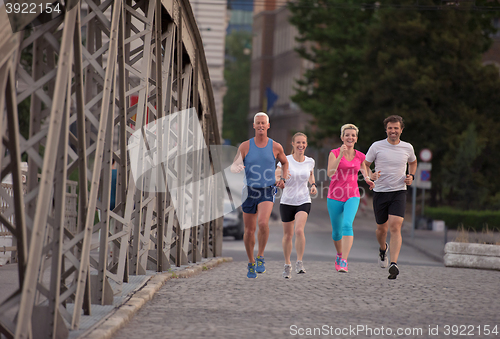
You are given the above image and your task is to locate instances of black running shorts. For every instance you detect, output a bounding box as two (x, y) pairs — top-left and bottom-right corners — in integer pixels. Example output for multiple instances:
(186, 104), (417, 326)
(372, 190), (407, 225)
(280, 203), (311, 223)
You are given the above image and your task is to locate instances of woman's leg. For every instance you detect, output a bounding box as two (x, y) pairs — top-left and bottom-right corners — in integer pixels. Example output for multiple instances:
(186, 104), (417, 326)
(293, 211), (308, 261)
(282, 221), (294, 265)
(341, 197), (360, 259)
(327, 198), (344, 254)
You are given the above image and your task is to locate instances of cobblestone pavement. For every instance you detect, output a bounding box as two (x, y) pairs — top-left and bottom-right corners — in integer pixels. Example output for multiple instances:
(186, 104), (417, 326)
(112, 260), (499, 339)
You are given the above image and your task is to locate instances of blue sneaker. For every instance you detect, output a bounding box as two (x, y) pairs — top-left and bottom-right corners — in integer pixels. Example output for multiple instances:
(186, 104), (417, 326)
(247, 263), (257, 278)
(255, 256), (266, 273)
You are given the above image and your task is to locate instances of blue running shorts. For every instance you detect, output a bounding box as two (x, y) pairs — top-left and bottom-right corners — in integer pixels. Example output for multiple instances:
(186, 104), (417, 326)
(241, 186), (276, 214)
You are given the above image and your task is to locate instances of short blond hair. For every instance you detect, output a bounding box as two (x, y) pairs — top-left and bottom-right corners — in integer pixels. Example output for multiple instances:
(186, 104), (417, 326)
(254, 112), (269, 124)
(340, 123), (359, 138)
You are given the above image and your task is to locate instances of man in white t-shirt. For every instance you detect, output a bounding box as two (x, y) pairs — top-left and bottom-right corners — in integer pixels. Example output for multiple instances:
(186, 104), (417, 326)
(364, 115), (417, 279)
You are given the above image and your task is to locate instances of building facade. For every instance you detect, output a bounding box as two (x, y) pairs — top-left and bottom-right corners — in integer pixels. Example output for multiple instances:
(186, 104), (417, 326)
(249, 1), (313, 155)
(227, 0), (253, 33)
(190, 0), (228, 135)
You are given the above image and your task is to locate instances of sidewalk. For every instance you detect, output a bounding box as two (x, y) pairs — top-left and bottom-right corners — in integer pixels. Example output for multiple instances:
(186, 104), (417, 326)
(401, 221), (447, 263)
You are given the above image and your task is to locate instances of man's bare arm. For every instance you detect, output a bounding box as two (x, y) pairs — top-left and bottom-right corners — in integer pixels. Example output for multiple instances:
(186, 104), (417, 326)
(274, 142), (288, 189)
(405, 159), (418, 185)
(230, 141), (248, 173)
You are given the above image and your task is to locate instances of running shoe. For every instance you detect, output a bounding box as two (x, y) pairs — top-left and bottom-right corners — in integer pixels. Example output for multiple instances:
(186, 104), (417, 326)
(247, 262), (257, 279)
(338, 258), (348, 273)
(335, 254), (341, 272)
(282, 264), (292, 279)
(388, 263), (399, 280)
(379, 242), (389, 268)
(256, 256), (266, 273)
(295, 261), (306, 274)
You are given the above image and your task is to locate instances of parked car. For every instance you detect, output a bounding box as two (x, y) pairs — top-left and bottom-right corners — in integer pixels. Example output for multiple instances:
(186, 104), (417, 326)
(223, 200), (244, 240)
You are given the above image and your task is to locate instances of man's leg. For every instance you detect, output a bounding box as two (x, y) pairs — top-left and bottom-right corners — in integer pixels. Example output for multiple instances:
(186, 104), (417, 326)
(376, 222), (389, 251)
(387, 215), (404, 263)
(376, 221), (389, 268)
(243, 212), (258, 263)
(373, 191), (390, 267)
(256, 201), (273, 258)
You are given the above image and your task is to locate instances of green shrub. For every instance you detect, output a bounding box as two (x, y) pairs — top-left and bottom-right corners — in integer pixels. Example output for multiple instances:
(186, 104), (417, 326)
(425, 207), (500, 231)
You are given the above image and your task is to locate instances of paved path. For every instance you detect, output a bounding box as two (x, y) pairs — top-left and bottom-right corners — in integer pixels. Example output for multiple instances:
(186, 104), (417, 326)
(1, 195), (499, 338)
(109, 195), (499, 339)
(112, 260), (499, 339)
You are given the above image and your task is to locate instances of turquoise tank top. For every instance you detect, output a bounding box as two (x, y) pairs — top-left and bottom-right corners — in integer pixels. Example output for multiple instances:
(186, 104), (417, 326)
(244, 138), (276, 188)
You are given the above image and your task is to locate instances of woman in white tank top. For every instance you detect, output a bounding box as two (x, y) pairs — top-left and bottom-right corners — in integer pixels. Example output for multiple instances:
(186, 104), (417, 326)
(276, 132), (317, 279)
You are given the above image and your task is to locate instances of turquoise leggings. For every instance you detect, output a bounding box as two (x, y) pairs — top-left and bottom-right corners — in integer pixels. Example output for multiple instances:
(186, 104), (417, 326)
(327, 197), (360, 241)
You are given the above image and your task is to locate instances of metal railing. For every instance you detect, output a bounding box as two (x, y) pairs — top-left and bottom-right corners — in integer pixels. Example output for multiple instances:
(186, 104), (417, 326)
(0, 0), (223, 337)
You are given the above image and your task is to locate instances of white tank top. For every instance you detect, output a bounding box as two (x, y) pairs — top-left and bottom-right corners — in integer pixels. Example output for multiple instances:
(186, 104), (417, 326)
(277, 155), (315, 206)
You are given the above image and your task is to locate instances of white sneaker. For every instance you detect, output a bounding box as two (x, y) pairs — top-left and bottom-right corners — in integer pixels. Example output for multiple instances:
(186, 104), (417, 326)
(295, 261), (306, 274)
(282, 264), (292, 279)
(379, 242), (389, 268)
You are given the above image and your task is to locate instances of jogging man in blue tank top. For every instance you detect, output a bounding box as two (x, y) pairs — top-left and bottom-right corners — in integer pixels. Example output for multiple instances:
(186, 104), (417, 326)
(231, 112), (289, 278)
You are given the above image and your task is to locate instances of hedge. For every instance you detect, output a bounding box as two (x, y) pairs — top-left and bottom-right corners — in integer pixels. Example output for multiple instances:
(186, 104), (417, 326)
(425, 207), (500, 231)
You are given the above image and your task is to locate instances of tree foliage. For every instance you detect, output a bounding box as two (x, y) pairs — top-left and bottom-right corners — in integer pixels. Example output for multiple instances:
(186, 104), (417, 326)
(288, 0), (500, 209)
(222, 30), (252, 145)
(289, 0), (375, 141)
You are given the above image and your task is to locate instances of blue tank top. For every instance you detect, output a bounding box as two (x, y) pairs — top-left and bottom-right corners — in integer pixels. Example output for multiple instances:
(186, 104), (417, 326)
(244, 138), (276, 188)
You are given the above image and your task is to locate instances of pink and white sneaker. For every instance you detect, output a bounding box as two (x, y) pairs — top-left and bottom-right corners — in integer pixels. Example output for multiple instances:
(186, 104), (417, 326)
(335, 254), (341, 271)
(339, 259), (348, 273)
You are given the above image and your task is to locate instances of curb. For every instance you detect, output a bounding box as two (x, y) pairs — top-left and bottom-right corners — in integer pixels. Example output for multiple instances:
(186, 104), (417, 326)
(444, 242), (500, 270)
(79, 257), (233, 339)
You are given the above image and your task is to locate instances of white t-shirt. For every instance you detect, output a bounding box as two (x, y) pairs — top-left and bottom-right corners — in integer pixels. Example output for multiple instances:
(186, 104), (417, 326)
(277, 155), (315, 205)
(365, 139), (416, 192)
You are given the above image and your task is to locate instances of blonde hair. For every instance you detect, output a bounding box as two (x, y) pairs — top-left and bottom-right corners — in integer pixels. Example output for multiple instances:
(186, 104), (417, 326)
(254, 112), (269, 124)
(340, 123), (359, 138)
(291, 132), (307, 154)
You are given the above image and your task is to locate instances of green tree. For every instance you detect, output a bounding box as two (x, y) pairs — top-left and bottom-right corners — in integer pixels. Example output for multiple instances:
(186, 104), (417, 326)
(222, 30), (252, 145)
(441, 124), (487, 209)
(288, 0), (376, 142)
(289, 0), (500, 208)
(352, 1), (500, 208)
